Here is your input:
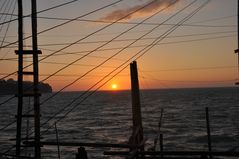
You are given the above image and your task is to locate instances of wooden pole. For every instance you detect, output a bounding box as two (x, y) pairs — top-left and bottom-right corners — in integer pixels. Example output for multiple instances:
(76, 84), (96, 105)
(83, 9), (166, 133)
(31, 0), (41, 158)
(206, 107), (212, 159)
(55, 123), (61, 159)
(130, 61), (143, 133)
(237, 0), (239, 74)
(130, 61), (144, 158)
(16, 0), (23, 157)
(160, 134), (163, 158)
(235, 0), (239, 85)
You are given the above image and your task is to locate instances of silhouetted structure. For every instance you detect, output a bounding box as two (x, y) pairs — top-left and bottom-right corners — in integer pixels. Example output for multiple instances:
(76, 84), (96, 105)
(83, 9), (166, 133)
(0, 79), (52, 95)
(75, 147), (88, 159)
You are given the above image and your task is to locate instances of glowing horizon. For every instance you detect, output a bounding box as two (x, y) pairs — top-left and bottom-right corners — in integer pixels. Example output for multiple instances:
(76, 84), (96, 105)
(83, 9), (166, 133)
(0, 0), (238, 92)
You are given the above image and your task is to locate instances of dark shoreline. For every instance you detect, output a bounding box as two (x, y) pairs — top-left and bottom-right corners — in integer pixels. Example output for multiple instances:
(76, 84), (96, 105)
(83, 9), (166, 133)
(0, 79), (52, 95)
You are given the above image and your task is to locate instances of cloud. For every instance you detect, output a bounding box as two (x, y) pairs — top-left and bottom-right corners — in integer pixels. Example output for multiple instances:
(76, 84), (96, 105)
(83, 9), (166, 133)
(99, 0), (179, 22)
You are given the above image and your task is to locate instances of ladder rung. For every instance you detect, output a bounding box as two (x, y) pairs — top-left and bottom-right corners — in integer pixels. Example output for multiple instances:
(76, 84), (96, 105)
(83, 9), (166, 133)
(15, 114), (42, 118)
(15, 92), (42, 97)
(15, 50), (42, 55)
(22, 71), (34, 75)
(23, 141), (43, 147)
(15, 114), (34, 118)
(9, 137), (44, 141)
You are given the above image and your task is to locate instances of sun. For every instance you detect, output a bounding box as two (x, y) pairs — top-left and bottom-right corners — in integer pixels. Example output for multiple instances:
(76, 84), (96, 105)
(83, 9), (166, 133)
(111, 84), (118, 90)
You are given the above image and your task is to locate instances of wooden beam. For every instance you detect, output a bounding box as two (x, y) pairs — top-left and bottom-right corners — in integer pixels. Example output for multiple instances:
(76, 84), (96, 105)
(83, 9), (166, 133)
(26, 141), (138, 148)
(104, 150), (239, 157)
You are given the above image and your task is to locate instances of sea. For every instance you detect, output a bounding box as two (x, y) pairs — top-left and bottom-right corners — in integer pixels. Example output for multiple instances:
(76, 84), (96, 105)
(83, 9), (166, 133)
(0, 87), (239, 159)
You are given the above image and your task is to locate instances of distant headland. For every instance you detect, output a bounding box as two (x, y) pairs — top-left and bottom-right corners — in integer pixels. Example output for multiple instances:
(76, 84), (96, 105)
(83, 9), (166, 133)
(0, 79), (52, 95)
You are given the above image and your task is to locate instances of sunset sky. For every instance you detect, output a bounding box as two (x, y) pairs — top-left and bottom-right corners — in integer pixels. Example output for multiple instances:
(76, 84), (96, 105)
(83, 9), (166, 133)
(0, 0), (238, 91)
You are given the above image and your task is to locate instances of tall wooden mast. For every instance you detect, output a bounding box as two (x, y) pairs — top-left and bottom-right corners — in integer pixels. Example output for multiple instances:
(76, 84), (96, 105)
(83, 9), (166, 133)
(130, 61), (143, 138)
(32, 0), (41, 157)
(235, 0), (239, 85)
(129, 61), (144, 158)
(16, 0), (41, 158)
(16, 0), (23, 157)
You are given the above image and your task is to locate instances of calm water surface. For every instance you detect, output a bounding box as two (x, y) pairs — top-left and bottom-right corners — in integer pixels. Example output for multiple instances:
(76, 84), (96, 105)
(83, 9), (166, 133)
(0, 87), (239, 158)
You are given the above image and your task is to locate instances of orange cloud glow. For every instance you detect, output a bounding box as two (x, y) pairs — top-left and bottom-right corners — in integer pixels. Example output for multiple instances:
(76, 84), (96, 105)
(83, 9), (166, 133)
(99, 0), (179, 22)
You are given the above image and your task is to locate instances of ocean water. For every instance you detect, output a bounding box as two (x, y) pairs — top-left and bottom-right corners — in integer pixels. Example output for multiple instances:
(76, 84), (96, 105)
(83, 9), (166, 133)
(0, 87), (239, 158)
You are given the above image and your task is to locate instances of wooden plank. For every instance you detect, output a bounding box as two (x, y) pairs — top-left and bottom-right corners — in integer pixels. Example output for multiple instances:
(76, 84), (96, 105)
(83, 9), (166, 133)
(205, 107), (212, 159)
(15, 50), (42, 55)
(104, 150), (239, 157)
(30, 141), (137, 148)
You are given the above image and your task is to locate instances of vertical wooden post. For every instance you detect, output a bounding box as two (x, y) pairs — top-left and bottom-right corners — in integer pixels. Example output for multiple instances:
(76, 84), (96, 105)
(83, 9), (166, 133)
(55, 123), (61, 159)
(206, 107), (212, 159)
(237, 0), (239, 74)
(235, 0), (239, 85)
(31, 0), (41, 158)
(130, 61), (144, 157)
(16, 0), (23, 157)
(16, 0), (41, 158)
(160, 134), (163, 159)
(130, 61), (143, 133)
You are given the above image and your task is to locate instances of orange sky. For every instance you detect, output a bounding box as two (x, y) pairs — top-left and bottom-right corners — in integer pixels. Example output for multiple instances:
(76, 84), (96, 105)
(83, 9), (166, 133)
(0, 0), (238, 91)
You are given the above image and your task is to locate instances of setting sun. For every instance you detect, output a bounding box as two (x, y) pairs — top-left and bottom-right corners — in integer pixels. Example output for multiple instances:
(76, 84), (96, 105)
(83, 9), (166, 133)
(111, 84), (118, 90)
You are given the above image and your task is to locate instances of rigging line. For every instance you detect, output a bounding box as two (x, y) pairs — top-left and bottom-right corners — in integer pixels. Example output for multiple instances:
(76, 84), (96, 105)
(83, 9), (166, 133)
(0, 39), (15, 45)
(0, 0), (83, 131)
(37, 16), (236, 28)
(0, 0), (177, 130)
(34, 28), (235, 38)
(0, 0), (13, 33)
(32, 31), (239, 47)
(36, 35), (233, 69)
(0, 0), (17, 56)
(139, 73), (171, 89)
(0, 27), (150, 38)
(39, 0), (181, 105)
(135, 0), (212, 61)
(159, 34), (235, 45)
(0, 13), (17, 16)
(0, 118), (16, 131)
(141, 66), (238, 72)
(0, 0), (124, 81)
(0, 1), (215, 123)
(189, 14), (237, 24)
(29, 0), (186, 134)
(0, 35), (232, 94)
(0, 0), (123, 49)
(0, 1), (8, 15)
(138, 70), (152, 89)
(27, 0), (178, 85)
(40, 62), (131, 135)
(44, 22), (207, 137)
(39, 0), (201, 132)
(0, 145), (16, 158)
(41, 1), (222, 132)
(0, 0), (11, 23)
(3, 0), (222, 62)
(99, 1), (215, 91)
(0, 0), (79, 26)
(0, 34), (236, 63)
(139, 70), (235, 83)
(1, 54), (125, 63)
(144, 78), (235, 83)
(57, 0), (215, 110)
(31, 34), (237, 57)
(0, 72), (124, 76)
(2, 30), (236, 49)
(37, 61), (118, 68)
(0, 46), (126, 61)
